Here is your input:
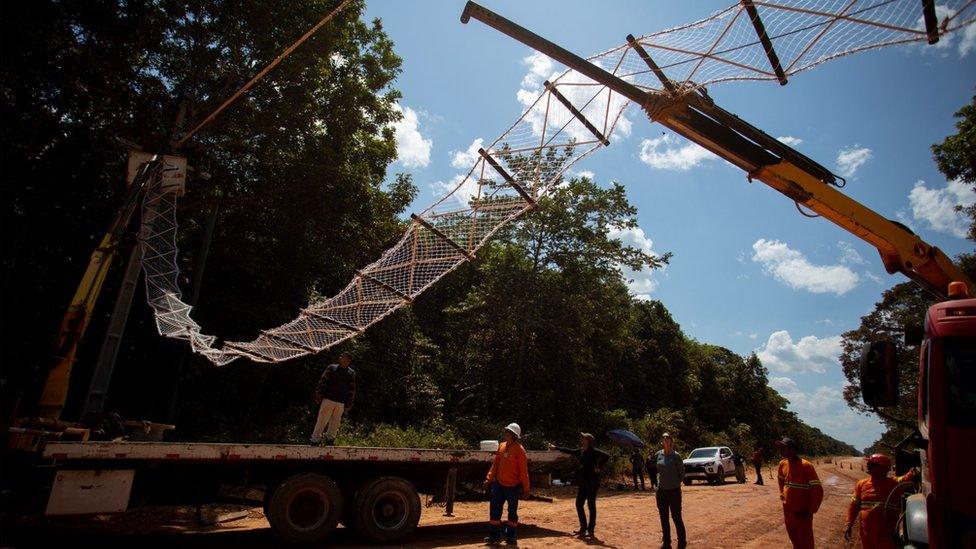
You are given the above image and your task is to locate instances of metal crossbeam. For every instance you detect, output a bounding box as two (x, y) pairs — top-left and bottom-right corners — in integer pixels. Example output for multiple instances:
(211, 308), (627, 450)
(222, 342), (272, 362)
(921, 0), (940, 44)
(410, 214), (474, 260)
(477, 148), (536, 205)
(357, 270), (412, 302)
(300, 309), (360, 333)
(543, 81), (611, 146)
(741, 0), (789, 85)
(625, 35), (677, 94)
(261, 330), (318, 352)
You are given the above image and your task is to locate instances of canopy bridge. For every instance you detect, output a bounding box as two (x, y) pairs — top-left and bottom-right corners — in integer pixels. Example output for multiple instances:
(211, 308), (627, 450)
(139, 0), (976, 365)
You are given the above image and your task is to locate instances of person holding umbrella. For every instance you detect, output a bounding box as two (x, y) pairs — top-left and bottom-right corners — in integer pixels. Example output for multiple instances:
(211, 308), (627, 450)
(549, 433), (609, 539)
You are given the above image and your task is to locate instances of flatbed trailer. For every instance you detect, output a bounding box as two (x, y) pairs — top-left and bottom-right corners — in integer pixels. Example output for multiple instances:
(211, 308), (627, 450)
(17, 441), (566, 544)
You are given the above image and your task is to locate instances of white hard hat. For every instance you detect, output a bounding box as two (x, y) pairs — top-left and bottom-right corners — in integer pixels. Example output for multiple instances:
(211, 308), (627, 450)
(505, 423), (522, 438)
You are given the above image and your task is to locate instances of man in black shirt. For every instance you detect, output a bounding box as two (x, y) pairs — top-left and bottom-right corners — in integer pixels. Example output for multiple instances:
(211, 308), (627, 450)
(310, 351), (356, 445)
(630, 449), (645, 491)
(549, 433), (610, 539)
(646, 452), (659, 490)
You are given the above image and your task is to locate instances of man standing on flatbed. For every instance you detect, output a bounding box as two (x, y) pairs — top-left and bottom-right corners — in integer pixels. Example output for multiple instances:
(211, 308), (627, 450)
(776, 437), (823, 549)
(310, 351), (356, 446)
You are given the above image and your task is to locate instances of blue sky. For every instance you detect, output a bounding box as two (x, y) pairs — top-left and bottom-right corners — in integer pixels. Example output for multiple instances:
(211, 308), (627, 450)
(360, 1), (976, 450)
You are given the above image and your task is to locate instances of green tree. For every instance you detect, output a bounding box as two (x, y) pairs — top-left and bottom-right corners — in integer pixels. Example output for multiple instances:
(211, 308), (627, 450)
(0, 0), (415, 426)
(931, 94), (976, 241)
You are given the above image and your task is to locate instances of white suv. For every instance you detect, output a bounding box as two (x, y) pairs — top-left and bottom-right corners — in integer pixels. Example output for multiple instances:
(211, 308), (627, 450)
(682, 446), (737, 485)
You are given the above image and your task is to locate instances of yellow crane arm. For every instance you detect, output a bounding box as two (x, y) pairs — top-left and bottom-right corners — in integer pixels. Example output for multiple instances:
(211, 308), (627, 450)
(35, 159), (162, 420)
(461, 1), (971, 299)
(752, 160), (969, 296)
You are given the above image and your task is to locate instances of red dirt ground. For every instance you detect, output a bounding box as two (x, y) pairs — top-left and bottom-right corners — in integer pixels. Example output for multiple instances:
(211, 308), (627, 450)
(14, 457), (872, 548)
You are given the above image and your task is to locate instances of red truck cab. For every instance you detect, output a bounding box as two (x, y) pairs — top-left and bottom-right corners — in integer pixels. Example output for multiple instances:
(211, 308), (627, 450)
(914, 293), (976, 548)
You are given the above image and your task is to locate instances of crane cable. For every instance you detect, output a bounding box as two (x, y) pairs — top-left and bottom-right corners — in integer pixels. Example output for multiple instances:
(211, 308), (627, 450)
(174, 0), (354, 149)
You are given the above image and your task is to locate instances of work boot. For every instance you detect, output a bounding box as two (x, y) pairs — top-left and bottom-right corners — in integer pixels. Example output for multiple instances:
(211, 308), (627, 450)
(573, 527), (587, 538)
(484, 536), (501, 545)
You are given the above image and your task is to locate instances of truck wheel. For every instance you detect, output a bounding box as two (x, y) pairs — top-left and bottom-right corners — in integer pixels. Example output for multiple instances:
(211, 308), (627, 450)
(683, 478), (692, 486)
(267, 473), (343, 543)
(353, 476), (421, 543)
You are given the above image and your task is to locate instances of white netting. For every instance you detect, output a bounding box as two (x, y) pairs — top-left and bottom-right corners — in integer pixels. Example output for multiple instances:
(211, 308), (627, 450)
(140, 0), (975, 365)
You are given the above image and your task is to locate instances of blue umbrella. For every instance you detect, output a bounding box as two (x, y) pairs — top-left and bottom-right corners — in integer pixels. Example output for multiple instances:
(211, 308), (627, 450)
(606, 429), (646, 449)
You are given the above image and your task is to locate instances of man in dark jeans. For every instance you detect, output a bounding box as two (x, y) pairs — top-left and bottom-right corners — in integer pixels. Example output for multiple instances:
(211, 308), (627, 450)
(549, 433), (609, 539)
(752, 445), (765, 485)
(654, 432), (686, 549)
(310, 351), (356, 445)
(630, 449), (645, 490)
(646, 452), (658, 490)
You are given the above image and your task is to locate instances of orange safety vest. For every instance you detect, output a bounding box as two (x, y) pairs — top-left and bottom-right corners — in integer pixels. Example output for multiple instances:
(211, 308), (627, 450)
(486, 441), (531, 493)
(845, 470), (915, 549)
(778, 458), (824, 513)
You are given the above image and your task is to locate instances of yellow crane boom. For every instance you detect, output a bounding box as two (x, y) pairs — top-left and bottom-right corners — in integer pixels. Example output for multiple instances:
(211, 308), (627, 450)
(460, 1), (970, 298)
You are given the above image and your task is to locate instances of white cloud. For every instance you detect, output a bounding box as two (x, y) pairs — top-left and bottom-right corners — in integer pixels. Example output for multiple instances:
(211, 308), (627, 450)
(608, 225), (661, 299)
(777, 136), (804, 147)
(865, 272), (883, 284)
(758, 331), (842, 373)
(391, 103), (432, 168)
(908, 179), (974, 238)
(572, 170), (596, 180)
(431, 174), (480, 209)
(836, 145), (872, 178)
(837, 241), (866, 265)
(639, 134), (717, 171)
(960, 21), (976, 57)
(450, 138), (484, 170)
(917, 6), (976, 57)
(769, 376), (884, 451)
(752, 239), (860, 295)
(517, 51), (633, 143)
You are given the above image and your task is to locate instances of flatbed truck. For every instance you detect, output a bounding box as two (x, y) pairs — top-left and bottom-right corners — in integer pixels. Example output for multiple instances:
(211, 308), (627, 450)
(7, 440), (564, 544)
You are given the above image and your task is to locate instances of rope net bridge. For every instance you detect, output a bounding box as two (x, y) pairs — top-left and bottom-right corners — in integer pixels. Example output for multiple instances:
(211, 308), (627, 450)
(140, 0), (975, 365)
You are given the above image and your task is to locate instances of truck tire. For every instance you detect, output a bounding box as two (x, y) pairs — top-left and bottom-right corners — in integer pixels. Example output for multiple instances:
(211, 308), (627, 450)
(683, 478), (692, 486)
(266, 472), (343, 543)
(352, 476), (421, 543)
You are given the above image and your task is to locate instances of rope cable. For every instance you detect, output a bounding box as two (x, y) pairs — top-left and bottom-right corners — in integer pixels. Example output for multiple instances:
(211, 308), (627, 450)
(174, 0), (354, 149)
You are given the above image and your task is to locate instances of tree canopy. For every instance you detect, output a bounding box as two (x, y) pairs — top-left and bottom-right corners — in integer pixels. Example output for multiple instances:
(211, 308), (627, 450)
(1, 1), (854, 459)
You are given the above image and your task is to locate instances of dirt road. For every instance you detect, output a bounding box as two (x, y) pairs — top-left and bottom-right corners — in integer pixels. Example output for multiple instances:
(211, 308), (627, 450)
(17, 457), (870, 548)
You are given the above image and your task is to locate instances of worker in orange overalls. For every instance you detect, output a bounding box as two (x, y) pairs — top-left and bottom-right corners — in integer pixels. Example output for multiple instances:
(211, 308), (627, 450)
(844, 453), (916, 549)
(483, 422), (530, 545)
(776, 437), (823, 549)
